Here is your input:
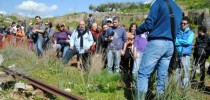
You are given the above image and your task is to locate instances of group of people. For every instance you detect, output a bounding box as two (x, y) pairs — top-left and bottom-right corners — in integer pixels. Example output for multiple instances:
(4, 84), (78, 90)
(0, 20), (25, 44)
(1, 0), (210, 99)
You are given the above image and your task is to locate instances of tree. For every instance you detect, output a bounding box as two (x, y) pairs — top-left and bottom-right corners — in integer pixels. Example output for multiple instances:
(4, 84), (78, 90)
(89, 2), (149, 13)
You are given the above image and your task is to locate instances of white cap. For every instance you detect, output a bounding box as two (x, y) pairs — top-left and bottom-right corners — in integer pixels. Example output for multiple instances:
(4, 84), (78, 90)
(29, 23), (32, 25)
(107, 18), (112, 22)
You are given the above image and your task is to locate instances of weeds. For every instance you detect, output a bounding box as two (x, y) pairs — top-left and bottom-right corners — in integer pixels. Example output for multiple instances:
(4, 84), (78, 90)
(0, 43), (209, 100)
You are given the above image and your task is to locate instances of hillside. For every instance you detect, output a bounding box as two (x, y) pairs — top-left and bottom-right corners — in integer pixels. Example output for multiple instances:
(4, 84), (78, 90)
(1, 0), (210, 29)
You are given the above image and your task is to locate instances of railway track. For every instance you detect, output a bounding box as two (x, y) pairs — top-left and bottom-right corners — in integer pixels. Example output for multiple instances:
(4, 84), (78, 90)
(1, 66), (84, 100)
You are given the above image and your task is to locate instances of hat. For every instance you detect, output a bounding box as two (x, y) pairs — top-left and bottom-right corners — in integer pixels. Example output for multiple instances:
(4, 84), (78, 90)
(29, 23), (32, 25)
(107, 18), (112, 22)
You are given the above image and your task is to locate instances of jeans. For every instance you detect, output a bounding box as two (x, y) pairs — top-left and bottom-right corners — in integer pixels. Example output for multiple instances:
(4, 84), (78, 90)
(34, 34), (44, 56)
(133, 51), (144, 74)
(132, 51), (143, 88)
(136, 40), (173, 99)
(63, 47), (78, 65)
(106, 49), (121, 73)
(53, 44), (70, 58)
(175, 56), (190, 88)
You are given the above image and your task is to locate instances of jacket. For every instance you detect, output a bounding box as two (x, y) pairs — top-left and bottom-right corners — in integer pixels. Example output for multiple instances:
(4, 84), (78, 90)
(70, 29), (94, 54)
(175, 27), (194, 56)
(136, 0), (182, 41)
(194, 33), (210, 58)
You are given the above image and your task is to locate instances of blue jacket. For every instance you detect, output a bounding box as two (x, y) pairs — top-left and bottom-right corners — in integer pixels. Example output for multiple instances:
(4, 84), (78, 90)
(136, 0), (182, 41)
(70, 29), (94, 54)
(175, 27), (194, 56)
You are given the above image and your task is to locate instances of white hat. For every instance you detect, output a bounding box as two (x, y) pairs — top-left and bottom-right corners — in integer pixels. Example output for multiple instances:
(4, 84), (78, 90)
(107, 18), (112, 22)
(29, 23), (32, 25)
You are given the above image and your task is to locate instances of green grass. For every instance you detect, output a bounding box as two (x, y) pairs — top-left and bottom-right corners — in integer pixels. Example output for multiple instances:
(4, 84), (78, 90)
(0, 43), (210, 100)
(0, 45), (126, 99)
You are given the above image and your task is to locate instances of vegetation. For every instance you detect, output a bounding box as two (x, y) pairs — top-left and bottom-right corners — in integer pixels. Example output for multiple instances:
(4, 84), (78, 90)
(0, 40), (209, 99)
(176, 0), (210, 10)
(89, 2), (150, 13)
(0, 0), (210, 99)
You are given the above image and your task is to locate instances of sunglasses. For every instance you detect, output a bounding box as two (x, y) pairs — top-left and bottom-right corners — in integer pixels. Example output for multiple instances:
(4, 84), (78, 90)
(181, 22), (188, 25)
(58, 25), (64, 28)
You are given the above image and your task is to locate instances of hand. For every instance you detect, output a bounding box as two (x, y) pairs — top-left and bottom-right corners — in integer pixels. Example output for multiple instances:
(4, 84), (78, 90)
(33, 29), (37, 33)
(121, 50), (125, 56)
(53, 44), (56, 48)
(66, 40), (70, 43)
(133, 53), (137, 60)
(70, 46), (74, 50)
(93, 42), (96, 45)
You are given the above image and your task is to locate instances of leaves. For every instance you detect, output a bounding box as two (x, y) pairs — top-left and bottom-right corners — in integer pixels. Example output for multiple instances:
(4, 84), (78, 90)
(89, 2), (149, 13)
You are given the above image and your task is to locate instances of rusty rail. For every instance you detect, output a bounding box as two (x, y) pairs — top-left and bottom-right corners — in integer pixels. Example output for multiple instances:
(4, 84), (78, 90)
(2, 66), (84, 100)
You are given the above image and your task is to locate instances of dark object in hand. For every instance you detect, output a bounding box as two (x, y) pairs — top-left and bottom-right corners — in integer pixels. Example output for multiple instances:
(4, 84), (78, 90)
(109, 31), (115, 37)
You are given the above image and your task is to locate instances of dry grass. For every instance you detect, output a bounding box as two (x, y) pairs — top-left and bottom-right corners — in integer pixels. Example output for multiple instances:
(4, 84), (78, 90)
(88, 53), (105, 73)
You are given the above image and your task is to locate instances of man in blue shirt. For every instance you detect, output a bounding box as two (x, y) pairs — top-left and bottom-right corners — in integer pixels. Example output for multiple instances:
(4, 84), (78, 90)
(135, 0), (182, 99)
(105, 16), (127, 73)
(175, 16), (194, 89)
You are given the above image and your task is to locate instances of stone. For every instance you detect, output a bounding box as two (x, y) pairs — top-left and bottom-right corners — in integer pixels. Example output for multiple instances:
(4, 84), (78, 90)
(32, 89), (45, 98)
(25, 85), (34, 92)
(0, 72), (6, 77)
(14, 82), (26, 90)
(10, 92), (25, 100)
(8, 64), (16, 68)
(0, 55), (4, 65)
(0, 75), (15, 83)
(5, 75), (15, 82)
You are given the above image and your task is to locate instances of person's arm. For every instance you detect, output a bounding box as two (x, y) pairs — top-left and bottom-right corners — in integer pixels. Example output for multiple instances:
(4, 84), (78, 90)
(87, 31), (94, 49)
(36, 23), (46, 33)
(136, 1), (159, 34)
(67, 30), (72, 36)
(70, 30), (76, 49)
(133, 47), (137, 60)
(175, 37), (181, 46)
(176, 32), (194, 45)
(65, 30), (72, 43)
(104, 28), (111, 41)
(205, 35), (210, 52)
(121, 29), (128, 55)
(22, 30), (25, 37)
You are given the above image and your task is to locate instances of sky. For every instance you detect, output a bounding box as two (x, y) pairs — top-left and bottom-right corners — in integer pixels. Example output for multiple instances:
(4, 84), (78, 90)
(0, 0), (153, 18)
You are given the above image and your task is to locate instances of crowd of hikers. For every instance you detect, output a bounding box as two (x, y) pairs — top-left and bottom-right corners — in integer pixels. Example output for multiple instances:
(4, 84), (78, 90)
(1, 0), (210, 99)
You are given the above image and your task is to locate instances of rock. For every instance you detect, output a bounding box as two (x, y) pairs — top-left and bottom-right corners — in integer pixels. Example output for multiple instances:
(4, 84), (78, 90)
(25, 85), (34, 92)
(10, 92), (26, 100)
(0, 75), (15, 83)
(14, 82), (26, 90)
(8, 64), (15, 68)
(5, 75), (15, 82)
(0, 55), (4, 65)
(64, 88), (72, 92)
(0, 72), (6, 77)
(32, 89), (45, 98)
